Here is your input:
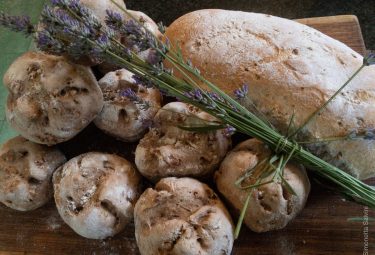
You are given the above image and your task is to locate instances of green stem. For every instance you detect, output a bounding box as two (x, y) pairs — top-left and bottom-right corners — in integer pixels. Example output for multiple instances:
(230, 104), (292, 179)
(291, 64), (366, 137)
(234, 192), (251, 239)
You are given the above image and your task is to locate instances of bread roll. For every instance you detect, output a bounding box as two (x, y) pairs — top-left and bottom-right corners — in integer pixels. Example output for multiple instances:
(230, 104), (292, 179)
(53, 152), (142, 239)
(165, 10), (375, 180)
(94, 69), (162, 142)
(134, 177), (234, 255)
(4, 51), (103, 145)
(135, 102), (231, 181)
(215, 139), (310, 232)
(0, 136), (66, 211)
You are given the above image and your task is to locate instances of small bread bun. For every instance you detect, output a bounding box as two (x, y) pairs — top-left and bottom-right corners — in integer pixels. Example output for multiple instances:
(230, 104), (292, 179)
(215, 139), (310, 232)
(53, 152), (142, 239)
(134, 177), (234, 255)
(135, 102), (231, 181)
(0, 136), (66, 211)
(4, 51), (103, 145)
(94, 69), (162, 141)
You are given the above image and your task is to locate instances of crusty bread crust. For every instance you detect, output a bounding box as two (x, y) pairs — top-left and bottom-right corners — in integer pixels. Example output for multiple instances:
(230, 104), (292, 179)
(165, 9), (375, 179)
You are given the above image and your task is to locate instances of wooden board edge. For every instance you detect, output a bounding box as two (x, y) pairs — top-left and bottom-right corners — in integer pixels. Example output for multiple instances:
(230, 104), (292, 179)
(295, 15), (366, 55)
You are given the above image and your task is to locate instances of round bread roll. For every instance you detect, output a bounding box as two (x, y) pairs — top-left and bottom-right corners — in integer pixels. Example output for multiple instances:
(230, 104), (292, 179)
(53, 152), (142, 239)
(215, 139), (310, 232)
(4, 51), (103, 145)
(165, 10), (375, 180)
(135, 102), (231, 181)
(0, 136), (66, 211)
(134, 177), (234, 255)
(94, 69), (162, 141)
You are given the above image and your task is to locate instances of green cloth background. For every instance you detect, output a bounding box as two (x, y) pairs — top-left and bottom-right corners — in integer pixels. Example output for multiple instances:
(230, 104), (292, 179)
(0, 0), (46, 144)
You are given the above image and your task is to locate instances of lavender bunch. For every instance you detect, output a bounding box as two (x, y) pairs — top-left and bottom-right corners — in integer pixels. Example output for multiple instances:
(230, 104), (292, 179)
(234, 84), (249, 100)
(1, 0), (375, 238)
(0, 12), (34, 36)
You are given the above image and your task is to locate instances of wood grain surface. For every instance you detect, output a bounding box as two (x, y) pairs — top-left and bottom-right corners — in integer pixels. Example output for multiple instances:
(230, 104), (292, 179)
(0, 15), (374, 255)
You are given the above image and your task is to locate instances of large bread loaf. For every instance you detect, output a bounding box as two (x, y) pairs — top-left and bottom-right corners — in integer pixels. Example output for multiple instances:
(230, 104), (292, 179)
(165, 10), (375, 180)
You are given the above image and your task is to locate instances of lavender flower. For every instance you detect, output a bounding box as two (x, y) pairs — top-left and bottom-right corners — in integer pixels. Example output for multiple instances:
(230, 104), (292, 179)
(39, 4), (119, 62)
(157, 22), (166, 34)
(132, 75), (154, 88)
(363, 52), (375, 66)
(51, 0), (102, 30)
(234, 84), (249, 100)
(105, 11), (156, 52)
(105, 10), (123, 30)
(36, 30), (64, 54)
(146, 49), (162, 65)
(0, 12), (34, 36)
(208, 92), (225, 103)
(121, 88), (150, 110)
(185, 89), (227, 116)
(224, 125), (236, 137)
(185, 89), (204, 101)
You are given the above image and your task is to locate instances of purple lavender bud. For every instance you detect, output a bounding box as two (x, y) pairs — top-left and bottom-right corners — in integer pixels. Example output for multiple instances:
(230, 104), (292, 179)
(105, 10), (123, 30)
(364, 52), (375, 66)
(51, 0), (68, 6)
(132, 75), (154, 88)
(224, 125), (236, 137)
(121, 88), (137, 100)
(146, 49), (162, 65)
(121, 88), (150, 110)
(96, 34), (110, 49)
(51, 0), (101, 30)
(0, 12), (35, 36)
(157, 21), (166, 34)
(194, 89), (203, 101)
(36, 30), (64, 54)
(208, 92), (225, 103)
(234, 84), (249, 100)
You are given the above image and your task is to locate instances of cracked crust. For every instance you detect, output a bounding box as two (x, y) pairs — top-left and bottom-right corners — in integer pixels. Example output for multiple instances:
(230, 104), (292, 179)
(215, 139), (310, 232)
(94, 69), (162, 141)
(134, 177), (234, 255)
(4, 51), (103, 145)
(0, 136), (66, 211)
(135, 102), (231, 181)
(165, 10), (375, 180)
(53, 152), (142, 239)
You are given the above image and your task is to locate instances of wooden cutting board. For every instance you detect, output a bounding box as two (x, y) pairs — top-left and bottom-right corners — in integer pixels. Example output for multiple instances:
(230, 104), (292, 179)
(0, 15), (374, 255)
